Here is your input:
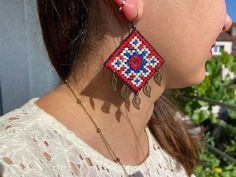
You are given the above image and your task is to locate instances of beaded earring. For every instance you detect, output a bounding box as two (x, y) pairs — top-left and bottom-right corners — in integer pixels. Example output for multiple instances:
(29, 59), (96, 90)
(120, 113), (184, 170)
(103, 2), (165, 110)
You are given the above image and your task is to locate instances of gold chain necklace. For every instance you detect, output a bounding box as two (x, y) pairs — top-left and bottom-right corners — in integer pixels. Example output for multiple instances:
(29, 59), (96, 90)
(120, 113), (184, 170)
(64, 79), (133, 176)
(64, 79), (178, 177)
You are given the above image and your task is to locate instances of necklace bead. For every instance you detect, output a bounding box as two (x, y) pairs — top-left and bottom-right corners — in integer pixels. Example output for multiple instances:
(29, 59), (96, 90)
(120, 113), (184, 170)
(114, 157), (120, 162)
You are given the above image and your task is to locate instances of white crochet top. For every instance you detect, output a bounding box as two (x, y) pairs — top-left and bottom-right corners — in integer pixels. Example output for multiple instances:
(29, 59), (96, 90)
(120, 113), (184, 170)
(0, 98), (195, 177)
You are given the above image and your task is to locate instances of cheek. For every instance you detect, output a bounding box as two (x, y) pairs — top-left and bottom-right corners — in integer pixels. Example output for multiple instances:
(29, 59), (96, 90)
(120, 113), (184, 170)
(139, 0), (226, 88)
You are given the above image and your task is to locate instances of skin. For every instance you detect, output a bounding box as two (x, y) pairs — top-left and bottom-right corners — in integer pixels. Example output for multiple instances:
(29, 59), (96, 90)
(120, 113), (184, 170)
(36, 0), (232, 166)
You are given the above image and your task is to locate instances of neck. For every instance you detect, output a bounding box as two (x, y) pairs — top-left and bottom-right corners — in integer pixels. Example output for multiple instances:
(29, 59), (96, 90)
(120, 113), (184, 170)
(65, 34), (167, 140)
(53, 33), (168, 165)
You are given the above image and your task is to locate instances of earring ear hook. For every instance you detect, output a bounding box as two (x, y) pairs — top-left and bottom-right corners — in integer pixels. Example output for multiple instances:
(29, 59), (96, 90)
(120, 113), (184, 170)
(118, 0), (138, 30)
(132, 9), (139, 30)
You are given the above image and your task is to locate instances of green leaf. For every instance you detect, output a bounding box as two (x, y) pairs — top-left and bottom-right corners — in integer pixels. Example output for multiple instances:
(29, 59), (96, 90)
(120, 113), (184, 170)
(228, 109), (236, 120)
(229, 62), (236, 72)
(199, 110), (210, 122)
(198, 100), (209, 106)
(209, 113), (219, 124)
(221, 51), (234, 66)
(197, 77), (211, 95)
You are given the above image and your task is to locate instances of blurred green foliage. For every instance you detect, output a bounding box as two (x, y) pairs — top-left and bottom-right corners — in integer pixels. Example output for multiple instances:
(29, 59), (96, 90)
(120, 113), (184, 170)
(176, 51), (236, 177)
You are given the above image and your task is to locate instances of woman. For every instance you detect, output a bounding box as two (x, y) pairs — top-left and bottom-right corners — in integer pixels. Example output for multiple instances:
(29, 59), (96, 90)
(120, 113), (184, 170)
(0, 0), (232, 176)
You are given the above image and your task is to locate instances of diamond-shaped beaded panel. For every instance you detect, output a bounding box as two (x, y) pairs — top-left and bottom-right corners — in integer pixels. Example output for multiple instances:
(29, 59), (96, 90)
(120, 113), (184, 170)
(104, 29), (165, 93)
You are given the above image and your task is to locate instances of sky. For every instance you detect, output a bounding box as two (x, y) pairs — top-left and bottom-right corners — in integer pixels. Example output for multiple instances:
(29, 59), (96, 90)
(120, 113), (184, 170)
(226, 0), (236, 22)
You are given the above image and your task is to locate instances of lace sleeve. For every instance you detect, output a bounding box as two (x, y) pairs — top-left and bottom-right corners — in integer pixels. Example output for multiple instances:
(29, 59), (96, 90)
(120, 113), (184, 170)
(0, 162), (20, 177)
(0, 111), (21, 177)
(0, 108), (43, 177)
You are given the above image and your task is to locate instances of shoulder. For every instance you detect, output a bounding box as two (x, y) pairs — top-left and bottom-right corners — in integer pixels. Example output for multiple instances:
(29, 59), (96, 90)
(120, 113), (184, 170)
(0, 98), (39, 147)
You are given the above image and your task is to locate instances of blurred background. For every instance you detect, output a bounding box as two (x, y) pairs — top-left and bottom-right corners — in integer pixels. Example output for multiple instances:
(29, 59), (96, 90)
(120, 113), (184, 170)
(0, 0), (235, 176)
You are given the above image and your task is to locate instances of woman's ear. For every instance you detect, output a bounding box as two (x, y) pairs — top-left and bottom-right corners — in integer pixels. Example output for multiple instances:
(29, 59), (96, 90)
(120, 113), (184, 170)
(113, 0), (144, 22)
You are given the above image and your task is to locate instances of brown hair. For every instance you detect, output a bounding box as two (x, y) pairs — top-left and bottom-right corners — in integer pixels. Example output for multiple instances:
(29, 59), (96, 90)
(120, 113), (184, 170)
(37, 0), (201, 175)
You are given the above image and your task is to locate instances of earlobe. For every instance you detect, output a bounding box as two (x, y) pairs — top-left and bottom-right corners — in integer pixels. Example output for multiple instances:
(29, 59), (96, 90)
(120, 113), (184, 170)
(113, 0), (143, 22)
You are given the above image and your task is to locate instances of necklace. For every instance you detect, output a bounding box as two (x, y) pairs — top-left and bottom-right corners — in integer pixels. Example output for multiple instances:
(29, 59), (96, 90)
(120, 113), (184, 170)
(64, 79), (138, 177)
(63, 79), (178, 177)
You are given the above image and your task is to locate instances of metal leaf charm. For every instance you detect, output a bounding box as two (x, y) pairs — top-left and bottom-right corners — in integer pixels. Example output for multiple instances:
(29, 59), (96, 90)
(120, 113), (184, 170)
(154, 70), (162, 86)
(132, 93), (141, 110)
(111, 72), (117, 92)
(143, 82), (151, 97)
(120, 84), (129, 100)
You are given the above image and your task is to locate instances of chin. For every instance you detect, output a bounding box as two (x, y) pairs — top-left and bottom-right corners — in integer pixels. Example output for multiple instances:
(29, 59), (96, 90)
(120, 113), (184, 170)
(190, 68), (208, 86)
